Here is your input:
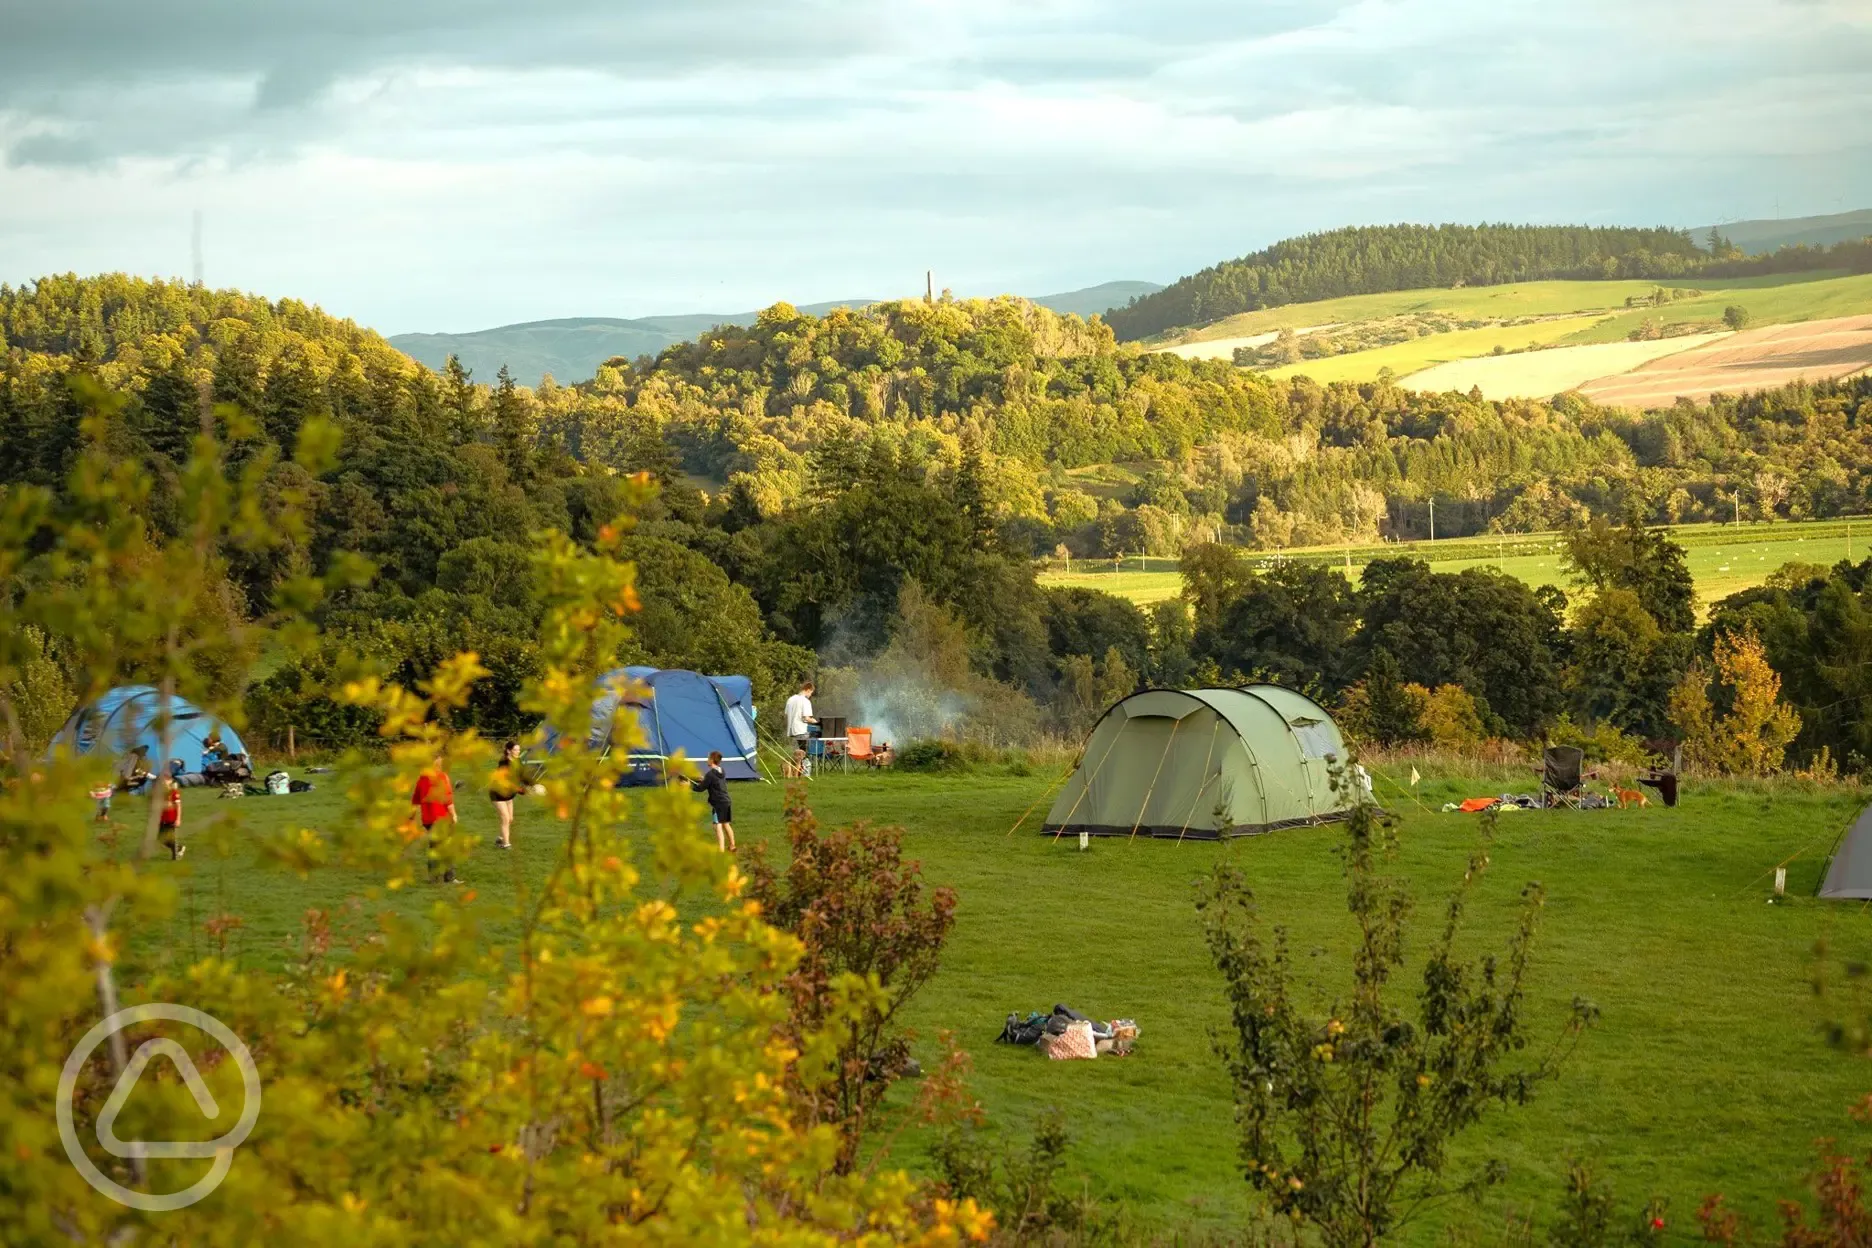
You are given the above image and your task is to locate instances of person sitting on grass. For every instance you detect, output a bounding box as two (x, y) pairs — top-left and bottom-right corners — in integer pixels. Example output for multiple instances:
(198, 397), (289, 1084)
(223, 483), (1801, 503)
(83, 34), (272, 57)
(158, 772), (186, 860)
(688, 750), (736, 853)
(412, 751), (461, 884)
(117, 744), (153, 794)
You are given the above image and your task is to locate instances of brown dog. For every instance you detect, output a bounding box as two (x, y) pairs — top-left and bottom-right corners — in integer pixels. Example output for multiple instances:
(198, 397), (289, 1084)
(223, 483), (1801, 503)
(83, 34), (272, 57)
(1613, 786), (1648, 808)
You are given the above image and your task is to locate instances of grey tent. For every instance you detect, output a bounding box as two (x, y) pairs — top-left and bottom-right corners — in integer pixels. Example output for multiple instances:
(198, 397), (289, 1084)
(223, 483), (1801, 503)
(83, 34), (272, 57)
(1819, 804), (1872, 898)
(1042, 685), (1355, 841)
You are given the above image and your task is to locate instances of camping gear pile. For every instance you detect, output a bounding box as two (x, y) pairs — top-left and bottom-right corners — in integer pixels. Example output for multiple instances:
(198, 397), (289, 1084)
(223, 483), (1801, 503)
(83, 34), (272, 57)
(997, 1005), (1138, 1060)
(1044, 684), (1352, 840)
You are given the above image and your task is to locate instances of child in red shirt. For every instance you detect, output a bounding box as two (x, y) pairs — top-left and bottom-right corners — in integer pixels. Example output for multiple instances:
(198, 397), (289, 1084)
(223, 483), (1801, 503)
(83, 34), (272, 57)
(159, 775), (186, 860)
(412, 757), (460, 884)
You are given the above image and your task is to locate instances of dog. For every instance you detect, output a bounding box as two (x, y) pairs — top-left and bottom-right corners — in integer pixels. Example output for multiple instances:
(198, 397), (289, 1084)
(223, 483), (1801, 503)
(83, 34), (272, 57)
(1612, 786), (1648, 808)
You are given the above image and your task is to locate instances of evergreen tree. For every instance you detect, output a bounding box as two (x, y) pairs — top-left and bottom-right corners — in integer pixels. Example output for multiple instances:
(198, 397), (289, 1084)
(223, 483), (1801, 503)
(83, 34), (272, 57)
(138, 354), (202, 463)
(442, 352), (480, 441)
(490, 364), (535, 485)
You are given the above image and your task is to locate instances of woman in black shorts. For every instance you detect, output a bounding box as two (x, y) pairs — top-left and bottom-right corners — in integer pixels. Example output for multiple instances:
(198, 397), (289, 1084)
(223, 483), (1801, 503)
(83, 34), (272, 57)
(690, 750), (736, 852)
(490, 740), (523, 849)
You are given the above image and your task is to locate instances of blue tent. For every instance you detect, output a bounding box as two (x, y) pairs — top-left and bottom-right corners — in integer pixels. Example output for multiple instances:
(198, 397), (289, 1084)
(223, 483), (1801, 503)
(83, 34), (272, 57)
(543, 667), (762, 785)
(50, 686), (245, 780)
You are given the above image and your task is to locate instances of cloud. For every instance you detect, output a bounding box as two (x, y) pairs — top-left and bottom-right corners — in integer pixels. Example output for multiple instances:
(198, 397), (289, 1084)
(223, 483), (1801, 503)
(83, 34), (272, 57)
(0, 0), (1868, 332)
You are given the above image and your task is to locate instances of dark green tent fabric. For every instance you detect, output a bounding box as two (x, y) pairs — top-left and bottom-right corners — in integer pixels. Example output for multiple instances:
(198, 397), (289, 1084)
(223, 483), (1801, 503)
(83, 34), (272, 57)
(1042, 685), (1354, 841)
(1820, 804), (1872, 898)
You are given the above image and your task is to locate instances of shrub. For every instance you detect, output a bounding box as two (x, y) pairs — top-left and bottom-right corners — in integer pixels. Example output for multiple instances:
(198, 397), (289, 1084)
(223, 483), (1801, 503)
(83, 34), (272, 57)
(898, 738), (968, 771)
(1546, 713), (1657, 767)
(1723, 305), (1753, 331)
(1198, 801), (1596, 1246)
(744, 788), (959, 1172)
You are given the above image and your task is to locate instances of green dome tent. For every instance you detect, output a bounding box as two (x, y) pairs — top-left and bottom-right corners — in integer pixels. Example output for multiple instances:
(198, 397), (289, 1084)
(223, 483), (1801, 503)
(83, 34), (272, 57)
(1042, 685), (1355, 841)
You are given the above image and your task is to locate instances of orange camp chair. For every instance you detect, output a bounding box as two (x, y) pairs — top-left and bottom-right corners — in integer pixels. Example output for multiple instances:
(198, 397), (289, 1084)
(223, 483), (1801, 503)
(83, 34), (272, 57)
(847, 727), (877, 768)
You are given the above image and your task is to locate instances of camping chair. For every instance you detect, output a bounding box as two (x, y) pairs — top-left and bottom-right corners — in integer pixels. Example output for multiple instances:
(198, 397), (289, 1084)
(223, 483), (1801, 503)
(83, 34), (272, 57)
(847, 727), (879, 769)
(1539, 745), (1595, 809)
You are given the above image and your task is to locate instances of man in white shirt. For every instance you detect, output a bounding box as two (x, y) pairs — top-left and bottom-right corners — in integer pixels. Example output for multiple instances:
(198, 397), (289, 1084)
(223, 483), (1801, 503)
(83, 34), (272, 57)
(783, 681), (817, 772)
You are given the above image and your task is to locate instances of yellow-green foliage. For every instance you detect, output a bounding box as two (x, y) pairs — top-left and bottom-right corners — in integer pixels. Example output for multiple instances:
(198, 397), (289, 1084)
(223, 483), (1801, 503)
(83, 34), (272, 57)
(1671, 626), (1802, 776)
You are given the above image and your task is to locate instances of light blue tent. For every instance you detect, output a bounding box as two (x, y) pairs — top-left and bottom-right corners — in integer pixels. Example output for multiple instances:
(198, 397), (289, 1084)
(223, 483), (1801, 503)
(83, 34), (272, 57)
(542, 667), (761, 785)
(50, 686), (245, 783)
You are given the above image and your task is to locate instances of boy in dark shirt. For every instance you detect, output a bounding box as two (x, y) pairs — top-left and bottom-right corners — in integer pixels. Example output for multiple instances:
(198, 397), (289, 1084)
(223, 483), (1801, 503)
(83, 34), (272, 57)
(689, 750), (736, 852)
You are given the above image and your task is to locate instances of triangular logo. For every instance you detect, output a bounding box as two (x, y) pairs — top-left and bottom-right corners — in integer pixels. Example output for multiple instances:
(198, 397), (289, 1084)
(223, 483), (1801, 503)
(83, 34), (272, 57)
(96, 1038), (225, 1160)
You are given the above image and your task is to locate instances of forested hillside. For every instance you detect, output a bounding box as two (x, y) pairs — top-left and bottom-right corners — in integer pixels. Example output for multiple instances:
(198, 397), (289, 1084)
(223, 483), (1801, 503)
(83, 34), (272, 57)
(1107, 222), (1872, 341)
(7, 272), (1872, 769)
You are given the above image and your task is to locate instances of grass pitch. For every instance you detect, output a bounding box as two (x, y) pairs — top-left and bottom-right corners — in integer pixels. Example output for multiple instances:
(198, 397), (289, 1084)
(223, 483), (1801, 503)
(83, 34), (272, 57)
(116, 760), (1872, 1241)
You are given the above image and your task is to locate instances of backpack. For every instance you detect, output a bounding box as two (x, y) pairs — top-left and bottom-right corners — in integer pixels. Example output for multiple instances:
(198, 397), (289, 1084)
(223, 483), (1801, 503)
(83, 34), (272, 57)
(265, 770), (291, 796)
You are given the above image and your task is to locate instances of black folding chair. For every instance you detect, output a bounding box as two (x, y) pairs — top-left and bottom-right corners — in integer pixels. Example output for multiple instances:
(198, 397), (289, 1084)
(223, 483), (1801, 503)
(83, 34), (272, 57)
(1540, 745), (1590, 809)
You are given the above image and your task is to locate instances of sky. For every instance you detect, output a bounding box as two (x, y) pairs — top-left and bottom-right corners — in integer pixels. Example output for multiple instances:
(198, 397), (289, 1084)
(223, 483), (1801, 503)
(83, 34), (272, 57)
(2, 0), (1870, 336)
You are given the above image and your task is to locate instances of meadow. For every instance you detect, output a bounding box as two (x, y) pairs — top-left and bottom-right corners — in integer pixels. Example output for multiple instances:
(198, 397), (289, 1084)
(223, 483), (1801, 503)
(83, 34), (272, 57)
(1261, 316), (1606, 386)
(128, 762), (1872, 1241)
(1037, 518), (1872, 610)
(1146, 270), (1872, 395)
(1146, 271), (1869, 349)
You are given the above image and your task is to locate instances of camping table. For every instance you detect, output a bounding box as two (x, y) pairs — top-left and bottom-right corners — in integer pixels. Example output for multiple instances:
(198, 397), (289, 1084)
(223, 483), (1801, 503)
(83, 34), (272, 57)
(808, 735), (849, 775)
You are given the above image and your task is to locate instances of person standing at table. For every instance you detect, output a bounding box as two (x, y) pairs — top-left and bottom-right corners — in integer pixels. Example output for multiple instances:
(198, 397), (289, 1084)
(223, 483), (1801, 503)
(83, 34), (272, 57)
(784, 680), (817, 776)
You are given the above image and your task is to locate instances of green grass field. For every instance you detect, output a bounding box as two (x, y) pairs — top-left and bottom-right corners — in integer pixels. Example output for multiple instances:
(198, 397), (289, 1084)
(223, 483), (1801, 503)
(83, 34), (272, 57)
(1147, 270), (1872, 392)
(1261, 316), (1605, 385)
(1150, 272), (1867, 348)
(127, 765), (1872, 1241)
(1038, 519), (1872, 611)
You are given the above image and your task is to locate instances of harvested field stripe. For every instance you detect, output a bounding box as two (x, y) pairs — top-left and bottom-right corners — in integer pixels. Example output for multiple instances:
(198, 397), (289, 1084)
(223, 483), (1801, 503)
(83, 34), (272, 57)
(1401, 332), (1726, 399)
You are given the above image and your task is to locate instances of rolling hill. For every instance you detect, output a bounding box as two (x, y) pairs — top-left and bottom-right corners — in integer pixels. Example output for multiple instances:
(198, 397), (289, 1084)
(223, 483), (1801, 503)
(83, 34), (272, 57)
(390, 280), (1164, 384)
(1697, 207), (1872, 255)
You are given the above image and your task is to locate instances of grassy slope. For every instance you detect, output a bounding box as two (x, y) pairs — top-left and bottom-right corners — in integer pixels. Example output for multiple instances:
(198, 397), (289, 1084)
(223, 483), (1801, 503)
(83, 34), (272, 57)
(1559, 271), (1872, 344)
(131, 767), (1872, 1240)
(1154, 272), (1865, 348)
(1037, 518), (1872, 609)
(1261, 316), (1604, 385)
(1146, 272), (1872, 392)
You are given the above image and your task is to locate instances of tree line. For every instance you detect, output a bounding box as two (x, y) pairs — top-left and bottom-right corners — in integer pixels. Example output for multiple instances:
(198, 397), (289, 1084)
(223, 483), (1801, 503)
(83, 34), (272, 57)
(0, 273), (1866, 769)
(1102, 222), (1872, 341)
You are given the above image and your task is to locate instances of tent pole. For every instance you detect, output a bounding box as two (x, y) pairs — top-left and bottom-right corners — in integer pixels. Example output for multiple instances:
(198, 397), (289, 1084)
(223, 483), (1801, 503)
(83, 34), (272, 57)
(1005, 760), (1078, 837)
(1049, 723), (1126, 840)
(1130, 717), (1183, 840)
(1177, 718), (1225, 842)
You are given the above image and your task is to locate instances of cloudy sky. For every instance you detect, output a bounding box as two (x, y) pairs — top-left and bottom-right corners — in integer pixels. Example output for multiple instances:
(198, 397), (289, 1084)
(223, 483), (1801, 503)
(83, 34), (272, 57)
(2, 0), (1869, 335)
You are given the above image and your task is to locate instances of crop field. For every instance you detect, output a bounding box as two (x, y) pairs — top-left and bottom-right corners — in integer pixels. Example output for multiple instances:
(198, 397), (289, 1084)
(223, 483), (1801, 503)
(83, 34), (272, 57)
(1144, 271), (1872, 401)
(132, 764), (1872, 1241)
(1145, 271), (1860, 349)
(1261, 315), (1605, 385)
(1038, 519), (1872, 609)
(1577, 314), (1872, 407)
(1402, 332), (1728, 400)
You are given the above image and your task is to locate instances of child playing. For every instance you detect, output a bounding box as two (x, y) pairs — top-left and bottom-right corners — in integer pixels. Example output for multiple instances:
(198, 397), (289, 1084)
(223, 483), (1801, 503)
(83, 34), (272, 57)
(158, 774), (186, 860)
(412, 753), (461, 883)
(689, 750), (736, 852)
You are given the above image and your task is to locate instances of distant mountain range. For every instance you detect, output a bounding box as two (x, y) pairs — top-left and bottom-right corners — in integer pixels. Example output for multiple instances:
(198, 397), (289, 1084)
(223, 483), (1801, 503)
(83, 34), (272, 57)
(389, 280), (1164, 385)
(1695, 208), (1872, 255)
